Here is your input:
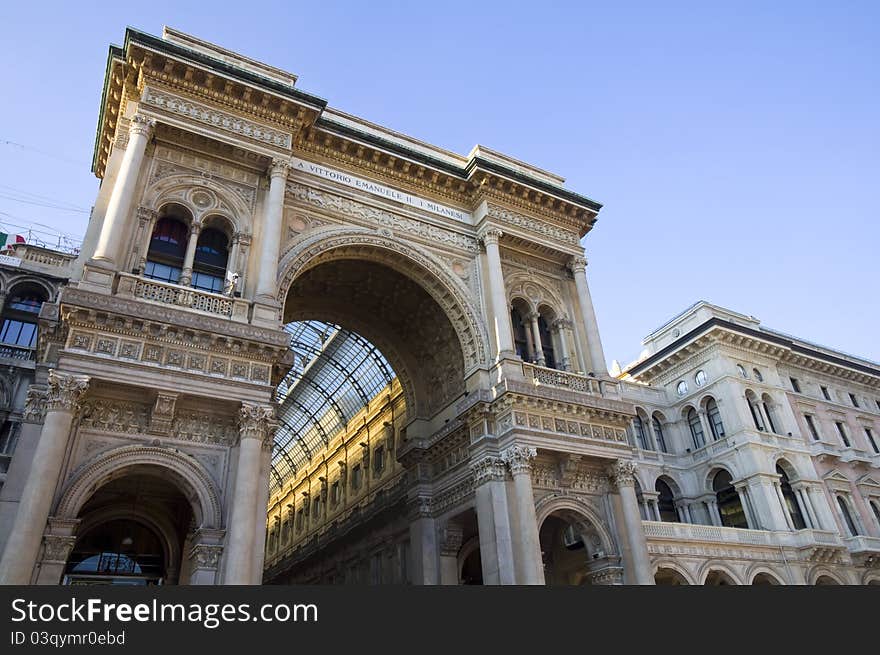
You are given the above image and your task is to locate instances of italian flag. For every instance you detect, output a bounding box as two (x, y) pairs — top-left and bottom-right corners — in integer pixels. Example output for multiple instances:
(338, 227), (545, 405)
(0, 233), (25, 250)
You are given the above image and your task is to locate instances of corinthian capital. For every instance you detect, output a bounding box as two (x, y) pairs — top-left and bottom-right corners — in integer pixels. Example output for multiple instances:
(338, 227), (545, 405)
(471, 455), (507, 485)
(568, 255), (588, 275)
(479, 227), (503, 247)
(23, 386), (48, 423)
(128, 113), (156, 139)
(46, 370), (90, 413)
(239, 402), (277, 445)
(607, 459), (638, 490)
(269, 159), (291, 180)
(501, 445), (537, 475)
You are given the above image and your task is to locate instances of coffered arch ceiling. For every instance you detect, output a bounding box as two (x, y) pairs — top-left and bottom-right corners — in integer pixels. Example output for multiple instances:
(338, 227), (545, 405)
(274, 256), (467, 491)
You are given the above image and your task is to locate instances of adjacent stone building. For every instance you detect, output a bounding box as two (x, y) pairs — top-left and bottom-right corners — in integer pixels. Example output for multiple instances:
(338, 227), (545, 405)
(0, 27), (875, 585)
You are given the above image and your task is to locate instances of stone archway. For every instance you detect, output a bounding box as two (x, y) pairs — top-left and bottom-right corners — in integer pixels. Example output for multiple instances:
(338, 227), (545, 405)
(278, 227), (490, 398)
(535, 497), (620, 585)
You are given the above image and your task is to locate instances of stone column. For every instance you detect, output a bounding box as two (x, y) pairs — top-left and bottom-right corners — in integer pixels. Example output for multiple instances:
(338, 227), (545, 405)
(472, 455), (516, 584)
(698, 409), (714, 443)
(608, 460), (654, 584)
(178, 221), (203, 286)
(224, 402), (274, 585)
(438, 521), (464, 585)
(794, 485), (818, 529)
(479, 228), (514, 358)
(522, 314), (536, 362)
(92, 114), (155, 267)
(501, 445), (544, 585)
(706, 498), (722, 526)
(33, 517), (81, 585)
(736, 484), (759, 529)
(251, 435), (273, 584)
(774, 481), (795, 530)
(0, 370), (89, 584)
(133, 207), (158, 274)
(255, 160), (289, 301)
(568, 256), (607, 375)
(553, 319), (571, 371)
(806, 485), (836, 531)
(527, 313), (546, 366)
(408, 497), (439, 585)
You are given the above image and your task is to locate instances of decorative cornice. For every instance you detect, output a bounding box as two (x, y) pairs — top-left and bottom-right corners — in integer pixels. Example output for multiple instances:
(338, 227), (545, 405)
(487, 205), (579, 246)
(46, 370), (90, 413)
(142, 86), (292, 149)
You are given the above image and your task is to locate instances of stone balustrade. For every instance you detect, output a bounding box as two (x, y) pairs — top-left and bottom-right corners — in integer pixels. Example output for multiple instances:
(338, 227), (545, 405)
(522, 362), (619, 398)
(5, 244), (76, 274)
(0, 344), (36, 362)
(642, 520), (842, 548)
(115, 272), (250, 322)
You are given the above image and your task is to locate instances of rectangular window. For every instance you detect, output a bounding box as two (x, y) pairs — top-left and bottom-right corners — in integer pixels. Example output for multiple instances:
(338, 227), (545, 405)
(821, 386), (831, 401)
(373, 445), (385, 474)
(835, 422), (851, 447)
(144, 260), (181, 284)
(804, 414), (821, 441)
(849, 393), (860, 408)
(191, 271), (225, 293)
(351, 464), (362, 490)
(866, 428), (879, 455)
(790, 377), (801, 393)
(331, 481), (340, 504)
(0, 319), (37, 348)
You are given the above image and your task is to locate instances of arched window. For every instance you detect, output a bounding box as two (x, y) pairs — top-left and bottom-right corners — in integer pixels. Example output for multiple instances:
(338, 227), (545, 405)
(746, 391), (765, 431)
(706, 398), (725, 440)
(510, 306), (529, 361)
(652, 415), (668, 453)
(0, 285), (47, 353)
(655, 479), (678, 522)
(145, 215), (188, 284)
(870, 500), (880, 529)
(762, 394), (778, 434)
(776, 464), (806, 529)
(837, 496), (859, 536)
(752, 368), (763, 382)
(687, 408), (704, 449)
(713, 470), (748, 529)
(632, 415), (649, 450)
(537, 314), (556, 369)
(191, 228), (229, 293)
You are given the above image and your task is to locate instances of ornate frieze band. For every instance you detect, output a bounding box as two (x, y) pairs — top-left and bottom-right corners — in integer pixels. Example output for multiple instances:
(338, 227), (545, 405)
(143, 87), (292, 149)
(471, 455), (508, 485)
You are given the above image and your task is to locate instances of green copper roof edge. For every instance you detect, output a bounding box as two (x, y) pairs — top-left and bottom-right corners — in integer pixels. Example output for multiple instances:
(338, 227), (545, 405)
(124, 27), (328, 110)
(316, 119), (603, 213)
(91, 44), (125, 175)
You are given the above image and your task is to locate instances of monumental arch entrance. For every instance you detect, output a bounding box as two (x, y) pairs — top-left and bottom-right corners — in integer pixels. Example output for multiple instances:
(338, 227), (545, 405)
(264, 229), (487, 584)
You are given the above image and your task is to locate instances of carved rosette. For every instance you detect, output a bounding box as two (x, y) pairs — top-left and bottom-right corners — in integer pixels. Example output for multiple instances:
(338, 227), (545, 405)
(568, 255), (588, 275)
(190, 544), (224, 570)
(45, 371), (90, 413)
(23, 386), (48, 424)
(41, 535), (77, 563)
(129, 113), (156, 139)
(607, 459), (638, 491)
(471, 455), (508, 486)
(239, 402), (277, 447)
(501, 445), (537, 476)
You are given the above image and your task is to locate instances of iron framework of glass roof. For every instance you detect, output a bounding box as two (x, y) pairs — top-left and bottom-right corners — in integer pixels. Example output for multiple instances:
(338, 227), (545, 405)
(272, 321), (396, 493)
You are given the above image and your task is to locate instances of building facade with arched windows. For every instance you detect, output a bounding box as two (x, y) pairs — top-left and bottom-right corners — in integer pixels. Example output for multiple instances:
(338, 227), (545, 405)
(0, 27), (877, 586)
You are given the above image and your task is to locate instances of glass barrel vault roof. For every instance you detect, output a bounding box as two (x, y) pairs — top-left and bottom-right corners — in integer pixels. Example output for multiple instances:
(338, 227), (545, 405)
(272, 320), (396, 492)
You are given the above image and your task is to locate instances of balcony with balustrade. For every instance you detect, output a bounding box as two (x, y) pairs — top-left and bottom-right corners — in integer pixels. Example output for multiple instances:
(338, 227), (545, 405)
(114, 273), (251, 322)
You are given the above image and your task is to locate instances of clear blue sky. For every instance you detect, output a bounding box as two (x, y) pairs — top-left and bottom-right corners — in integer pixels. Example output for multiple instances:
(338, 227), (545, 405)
(1, 1), (877, 367)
